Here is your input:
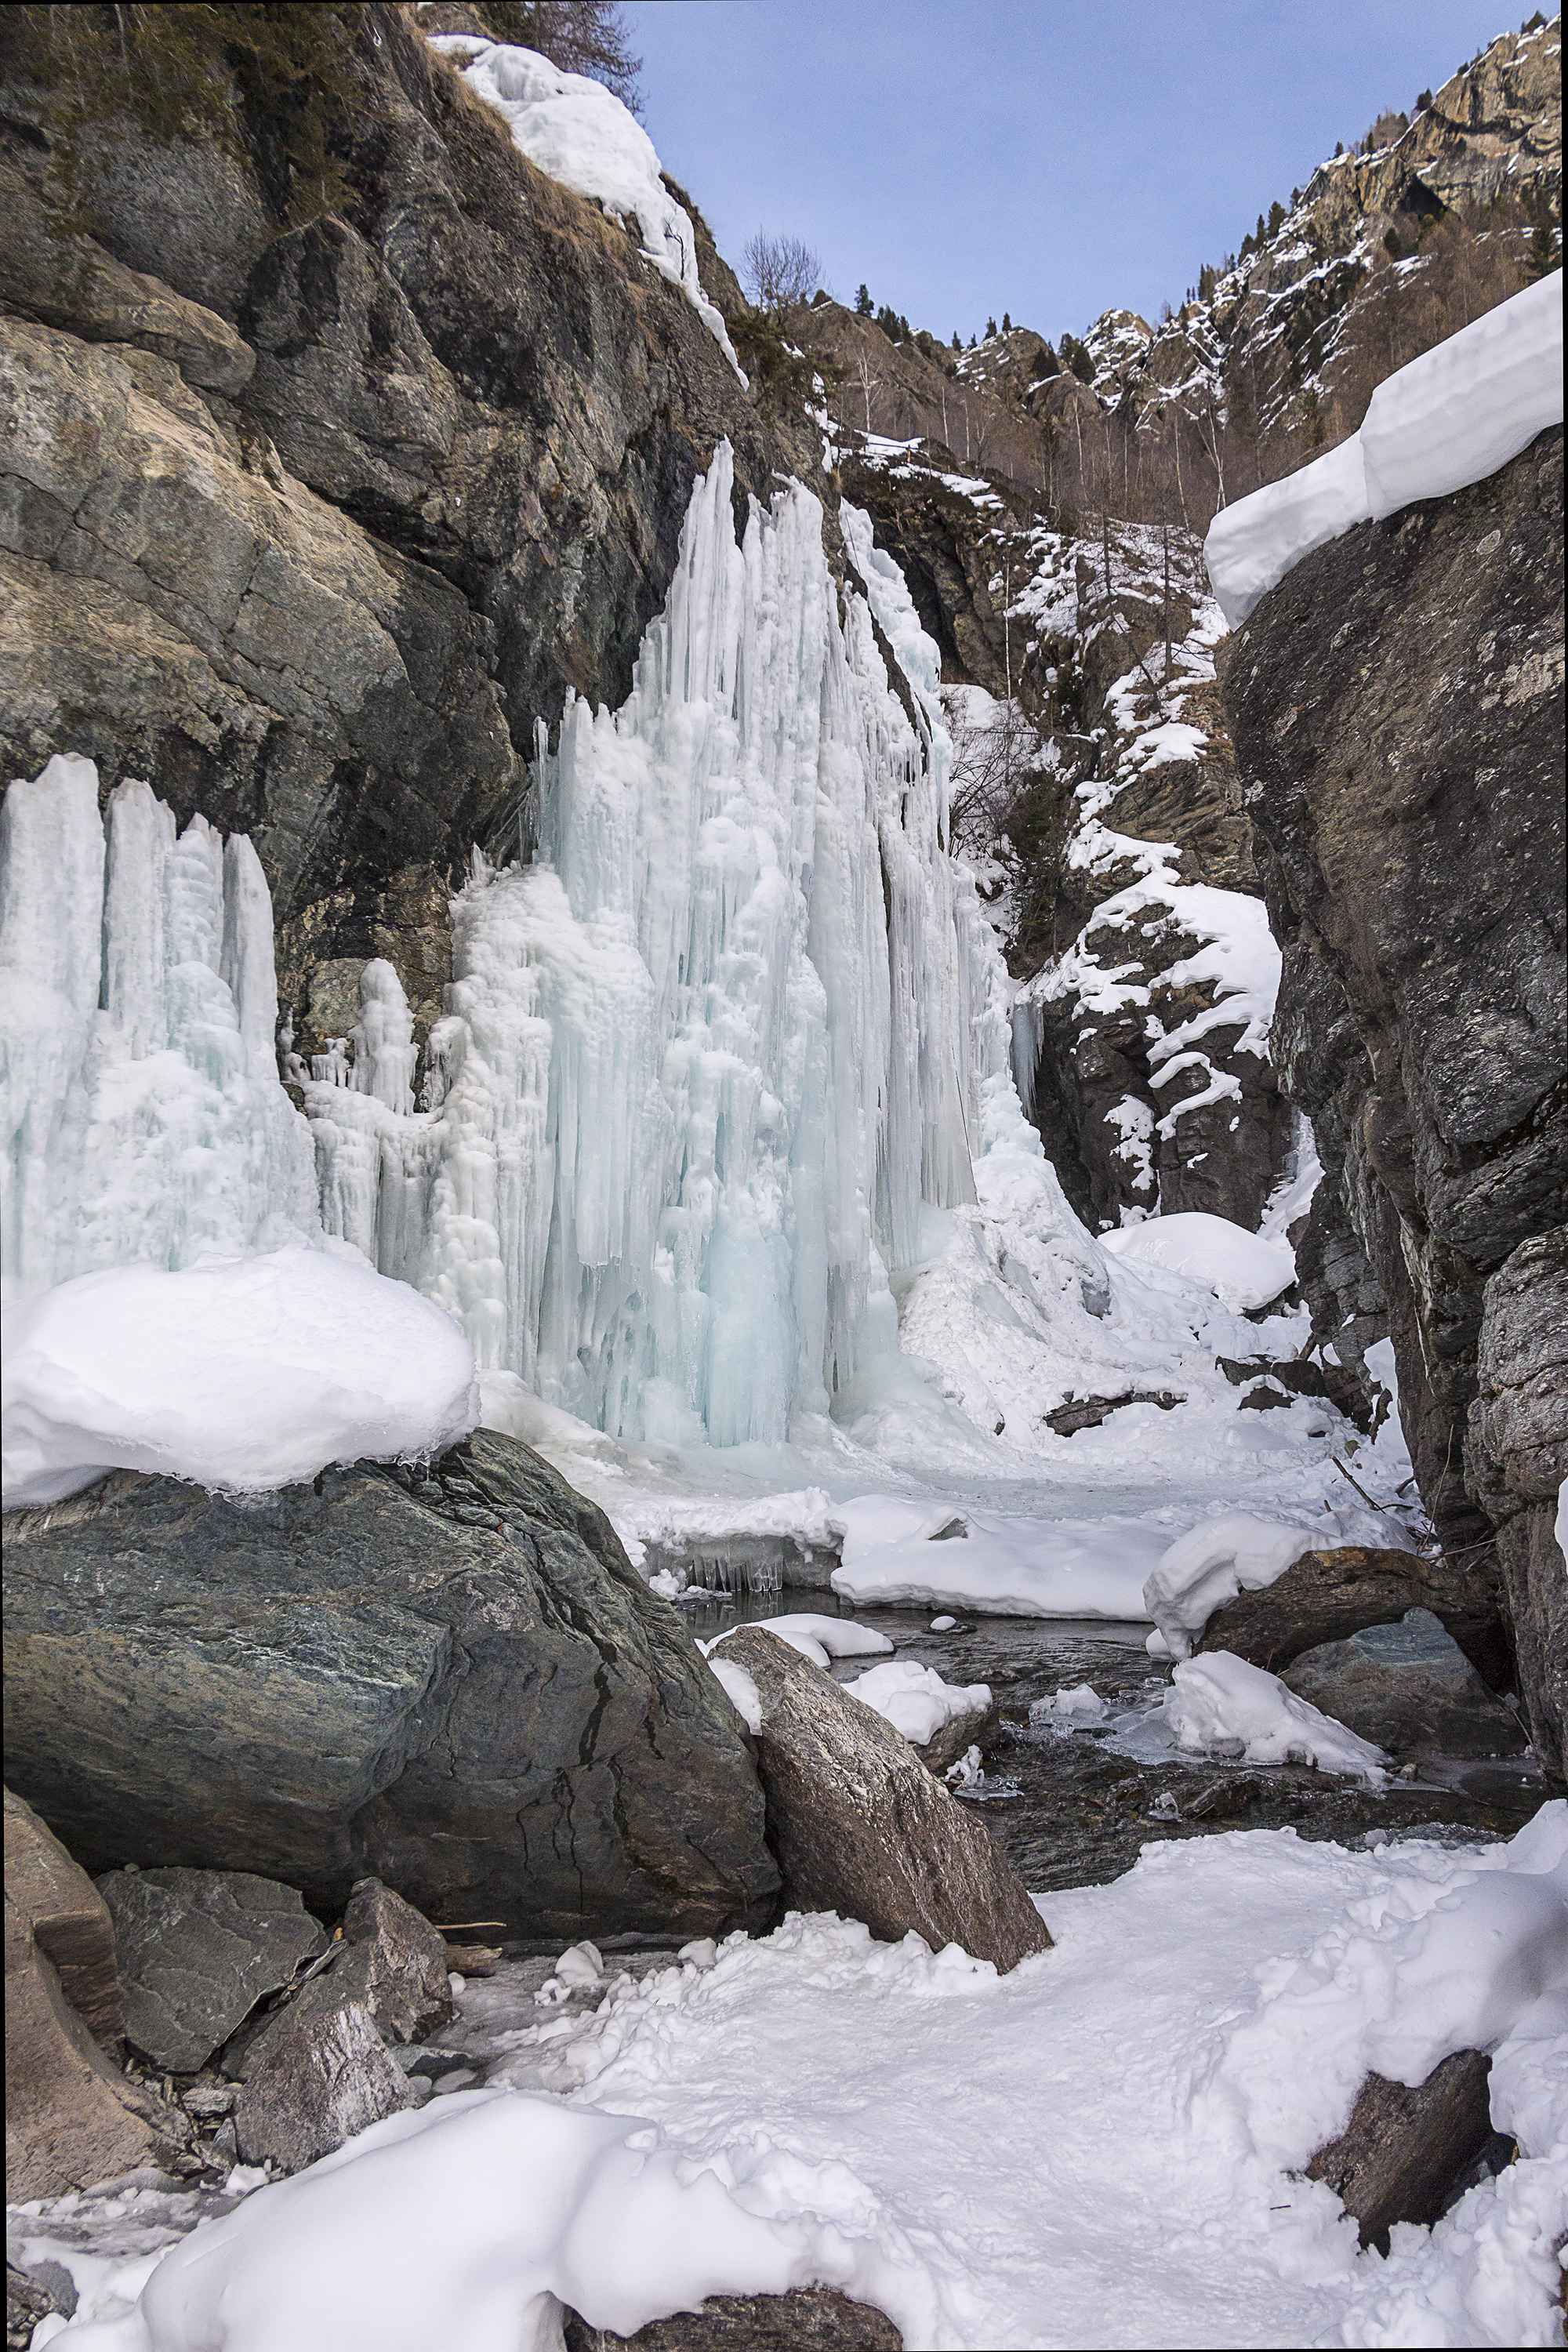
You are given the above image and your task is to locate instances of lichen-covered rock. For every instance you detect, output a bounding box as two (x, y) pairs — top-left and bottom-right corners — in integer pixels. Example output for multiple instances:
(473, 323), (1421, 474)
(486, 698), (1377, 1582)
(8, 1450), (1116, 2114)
(719, 1625), (1051, 1973)
(233, 2000), (414, 2174)
(96, 1868), (328, 2074)
(4, 1430), (779, 1941)
(1225, 426), (1565, 1760)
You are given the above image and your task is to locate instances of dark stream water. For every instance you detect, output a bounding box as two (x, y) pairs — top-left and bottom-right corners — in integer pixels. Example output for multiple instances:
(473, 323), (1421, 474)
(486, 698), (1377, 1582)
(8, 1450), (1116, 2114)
(680, 1589), (1547, 1892)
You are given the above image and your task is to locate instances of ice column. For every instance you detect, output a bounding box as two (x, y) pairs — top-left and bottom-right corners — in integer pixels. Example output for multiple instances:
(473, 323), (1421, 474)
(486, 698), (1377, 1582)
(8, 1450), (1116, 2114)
(0, 756), (320, 1300)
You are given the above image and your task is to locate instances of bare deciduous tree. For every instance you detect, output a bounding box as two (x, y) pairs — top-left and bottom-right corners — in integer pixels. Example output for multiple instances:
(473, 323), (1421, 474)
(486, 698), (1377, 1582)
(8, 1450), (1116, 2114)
(741, 230), (822, 317)
(851, 348), (881, 434)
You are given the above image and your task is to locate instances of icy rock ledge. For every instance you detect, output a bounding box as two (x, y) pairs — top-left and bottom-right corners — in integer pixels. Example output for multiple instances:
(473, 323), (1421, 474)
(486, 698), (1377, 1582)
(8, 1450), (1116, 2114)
(0, 1246), (480, 1508)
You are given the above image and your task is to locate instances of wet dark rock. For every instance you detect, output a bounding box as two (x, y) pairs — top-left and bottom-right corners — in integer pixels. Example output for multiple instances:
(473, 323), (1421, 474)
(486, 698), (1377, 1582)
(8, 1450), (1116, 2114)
(563, 2288), (903, 2350)
(233, 2000), (415, 2174)
(719, 1625), (1053, 1972)
(1044, 1391), (1181, 1437)
(1225, 425), (1566, 1769)
(4, 1788), (124, 2050)
(226, 1876), (453, 2078)
(1305, 2049), (1495, 2252)
(1193, 1545), (1513, 1692)
(1283, 1617), (1528, 1762)
(96, 1869), (327, 2074)
(5, 1431), (778, 1943)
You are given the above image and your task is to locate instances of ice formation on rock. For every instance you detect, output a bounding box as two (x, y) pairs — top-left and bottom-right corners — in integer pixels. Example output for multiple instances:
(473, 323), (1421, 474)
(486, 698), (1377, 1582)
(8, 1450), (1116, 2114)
(300, 444), (1069, 1448)
(0, 754), (318, 1301)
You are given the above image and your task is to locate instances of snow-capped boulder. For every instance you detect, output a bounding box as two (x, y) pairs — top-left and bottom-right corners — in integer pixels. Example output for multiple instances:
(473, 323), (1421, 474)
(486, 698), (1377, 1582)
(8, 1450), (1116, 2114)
(4, 1432), (779, 1942)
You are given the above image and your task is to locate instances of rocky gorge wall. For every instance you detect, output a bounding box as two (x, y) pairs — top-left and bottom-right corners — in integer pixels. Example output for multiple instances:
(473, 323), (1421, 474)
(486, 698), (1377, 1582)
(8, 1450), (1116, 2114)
(1223, 423), (1566, 1770)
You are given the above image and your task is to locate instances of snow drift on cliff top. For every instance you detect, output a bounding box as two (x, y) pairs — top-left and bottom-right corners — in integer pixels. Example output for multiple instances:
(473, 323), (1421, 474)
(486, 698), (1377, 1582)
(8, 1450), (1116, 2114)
(430, 34), (745, 380)
(28, 1806), (1568, 2350)
(1206, 271), (1564, 625)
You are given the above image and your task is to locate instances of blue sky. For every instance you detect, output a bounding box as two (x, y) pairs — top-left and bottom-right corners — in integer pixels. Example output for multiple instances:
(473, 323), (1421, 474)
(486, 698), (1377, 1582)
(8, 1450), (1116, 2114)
(622, 2), (1531, 342)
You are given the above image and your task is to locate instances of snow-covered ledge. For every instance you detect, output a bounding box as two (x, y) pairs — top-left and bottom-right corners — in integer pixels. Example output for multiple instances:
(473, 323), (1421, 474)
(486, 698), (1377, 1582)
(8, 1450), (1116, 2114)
(1205, 270), (1563, 626)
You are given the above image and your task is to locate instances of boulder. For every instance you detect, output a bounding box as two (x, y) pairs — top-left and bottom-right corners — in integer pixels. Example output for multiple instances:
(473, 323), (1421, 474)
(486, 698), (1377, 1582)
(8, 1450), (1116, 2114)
(5, 1432), (778, 1943)
(1282, 1620), (1527, 1761)
(8, 2259), (75, 2344)
(97, 1868), (328, 2074)
(5, 1894), (193, 2203)
(229, 1877), (453, 2078)
(1305, 2049), (1495, 2252)
(717, 1627), (1052, 1973)
(232, 2001), (416, 2175)
(562, 2288), (902, 2350)
(5, 1788), (122, 2047)
(1193, 1545), (1512, 1690)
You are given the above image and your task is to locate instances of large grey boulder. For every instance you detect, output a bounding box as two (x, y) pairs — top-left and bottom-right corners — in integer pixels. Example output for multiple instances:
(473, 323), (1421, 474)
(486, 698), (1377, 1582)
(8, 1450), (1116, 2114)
(718, 1626), (1052, 1973)
(1282, 1617), (1526, 1762)
(233, 2002), (416, 2175)
(5, 1431), (778, 1944)
(1305, 2049), (1495, 2252)
(229, 1877), (452, 2078)
(96, 1868), (327, 2074)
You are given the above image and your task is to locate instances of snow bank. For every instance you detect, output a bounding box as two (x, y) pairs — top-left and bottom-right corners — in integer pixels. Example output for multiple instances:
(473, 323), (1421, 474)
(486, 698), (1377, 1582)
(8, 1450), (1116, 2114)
(1142, 1506), (1409, 1657)
(1207, 272), (1564, 624)
(1101, 1210), (1295, 1312)
(709, 1657), (762, 1734)
(1163, 1650), (1389, 1782)
(35, 1807), (1568, 2350)
(430, 37), (744, 380)
(832, 1494), (1171, 1618)
(1, 1246), (478, 1508)
(841, 1659), (993, 1748)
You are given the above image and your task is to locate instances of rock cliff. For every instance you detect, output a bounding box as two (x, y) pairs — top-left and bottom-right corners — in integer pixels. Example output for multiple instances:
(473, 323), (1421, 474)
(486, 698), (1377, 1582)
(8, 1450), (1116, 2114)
(0, 2), (818, 1058)
(1224, 424), (1566, 1769)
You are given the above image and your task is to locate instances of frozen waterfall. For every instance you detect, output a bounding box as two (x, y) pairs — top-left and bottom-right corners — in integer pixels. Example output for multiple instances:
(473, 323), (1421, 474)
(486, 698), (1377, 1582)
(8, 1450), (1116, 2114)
(0, 753), (319, 1300)
(1, 445), (1077, 1451)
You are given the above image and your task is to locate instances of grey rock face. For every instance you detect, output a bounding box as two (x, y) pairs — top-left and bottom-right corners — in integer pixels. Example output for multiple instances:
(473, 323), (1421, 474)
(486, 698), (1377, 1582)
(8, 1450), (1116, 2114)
(230, 1876), (453, 2078)
(1466, 1229), (1568, 1769)
(1225, 427), (1566, 1766)
(96, 1868), (327, 2074)
(563, 2288), (903, 2350)
(719, 1625), (1052, 1973)
(1305, 2049), (1494, 2253)
(233, 2000), (415, 2174)
(5, 1431), (779, 1943)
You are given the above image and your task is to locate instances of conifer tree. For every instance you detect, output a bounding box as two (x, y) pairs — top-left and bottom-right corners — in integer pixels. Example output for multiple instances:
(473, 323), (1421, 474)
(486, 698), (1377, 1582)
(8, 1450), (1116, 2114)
(855, 284), (873, 316)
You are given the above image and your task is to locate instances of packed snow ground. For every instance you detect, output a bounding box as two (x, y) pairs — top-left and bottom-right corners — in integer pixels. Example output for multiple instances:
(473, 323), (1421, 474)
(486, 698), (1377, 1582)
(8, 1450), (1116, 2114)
(20, 1807), (1566, 2350)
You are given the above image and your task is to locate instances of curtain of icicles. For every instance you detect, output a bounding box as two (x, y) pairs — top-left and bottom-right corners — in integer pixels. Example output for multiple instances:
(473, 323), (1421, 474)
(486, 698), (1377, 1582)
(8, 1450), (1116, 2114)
(0, 445), (1024, 1449)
